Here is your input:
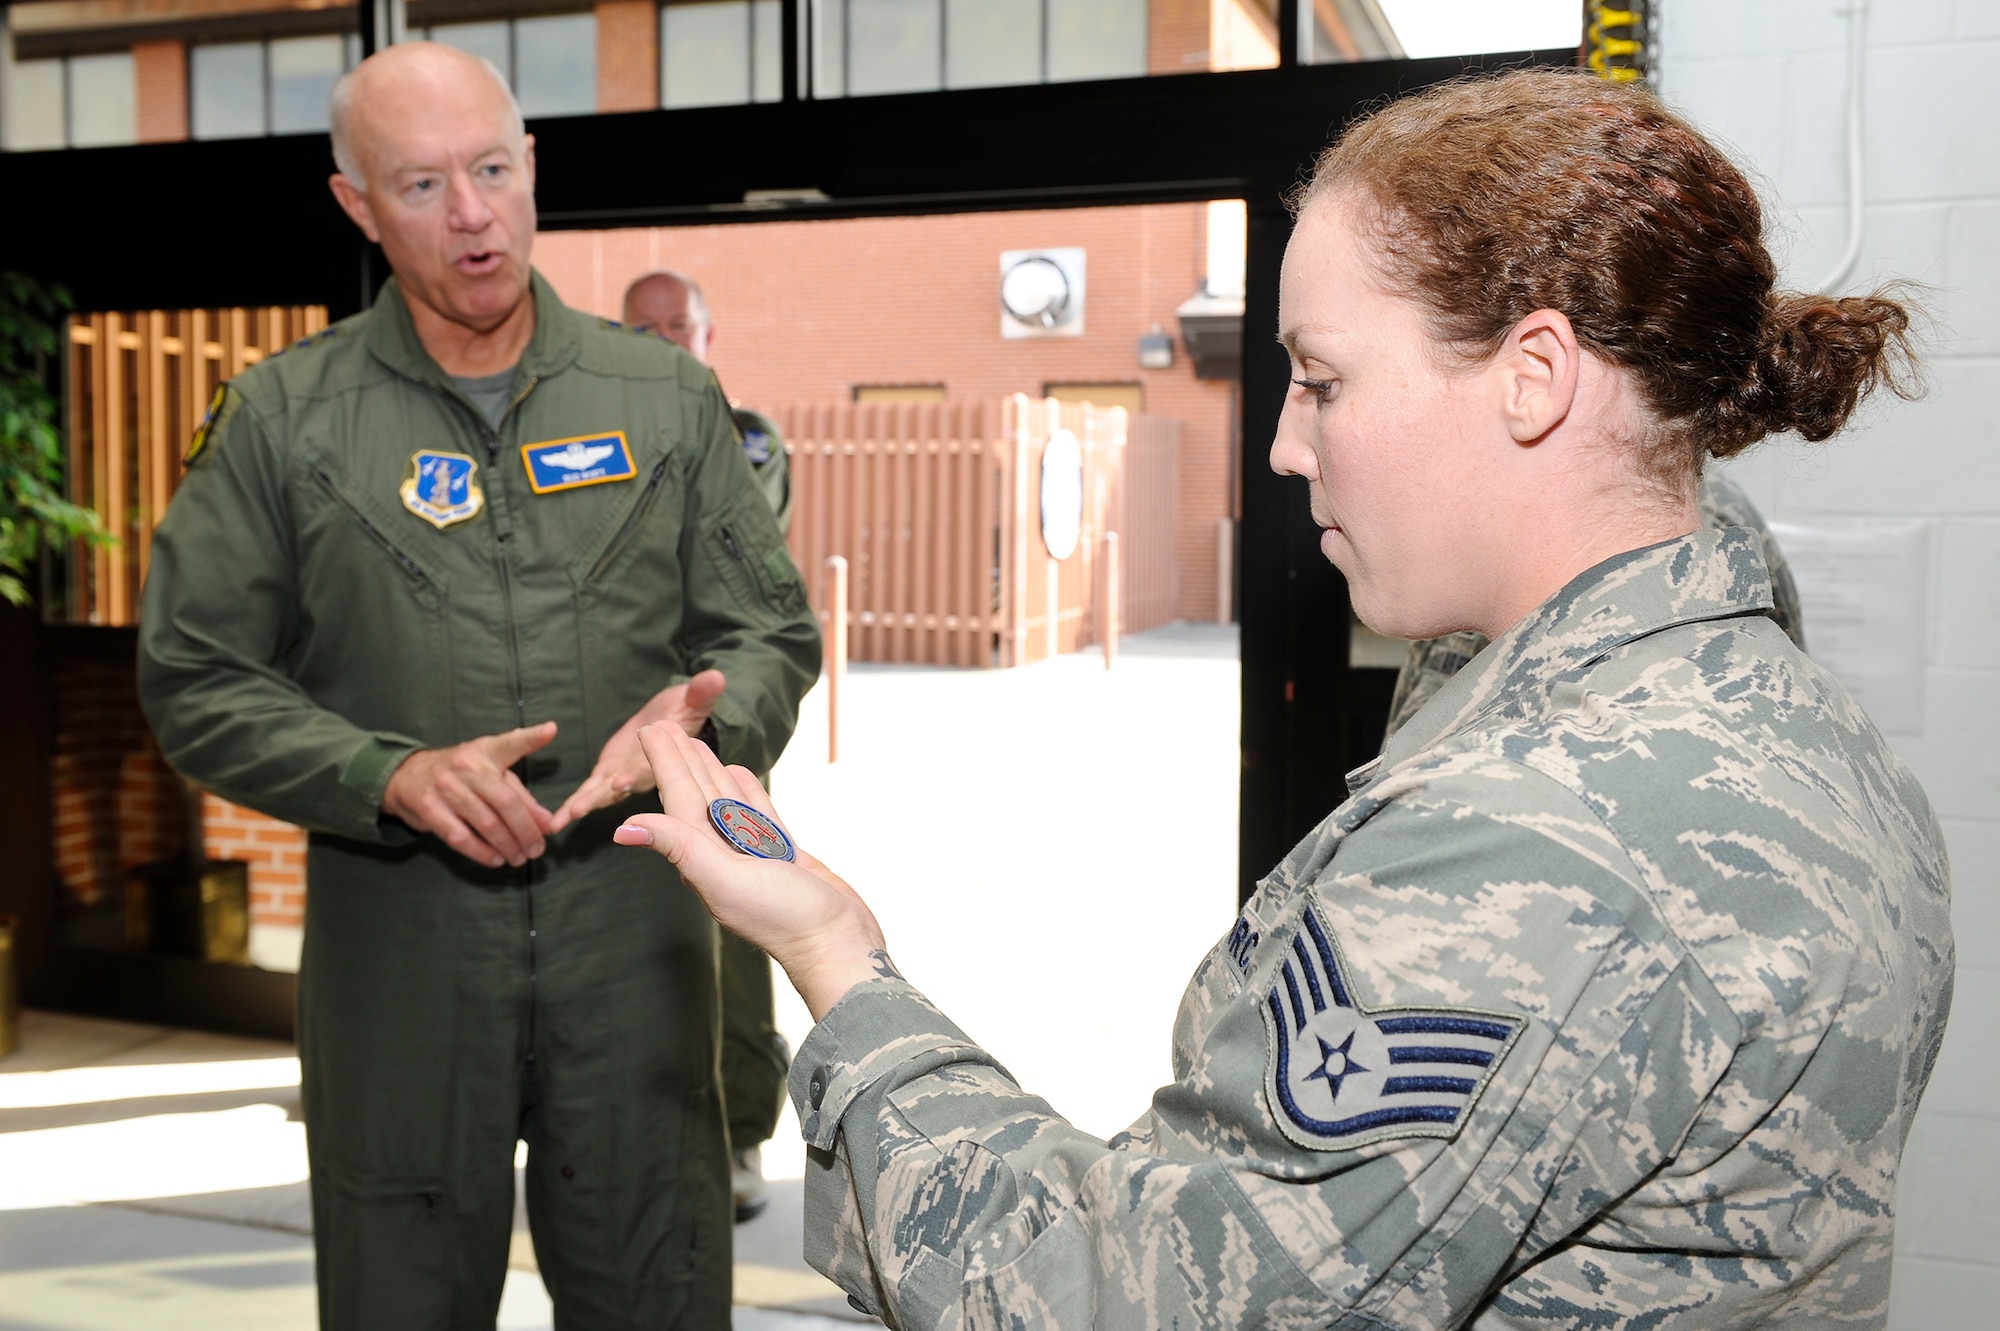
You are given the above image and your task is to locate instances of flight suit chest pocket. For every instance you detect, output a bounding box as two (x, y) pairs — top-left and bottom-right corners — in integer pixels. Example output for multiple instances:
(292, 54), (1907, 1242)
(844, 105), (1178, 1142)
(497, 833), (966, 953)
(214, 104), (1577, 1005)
(585, 456), (677, 582)
(305, 465), (446, 611)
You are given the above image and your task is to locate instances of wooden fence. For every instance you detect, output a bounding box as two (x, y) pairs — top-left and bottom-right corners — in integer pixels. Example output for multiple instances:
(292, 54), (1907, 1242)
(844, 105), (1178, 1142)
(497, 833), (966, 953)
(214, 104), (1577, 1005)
(781, 395), (1178, 667)
(1120, 415), (1179, 636)
(63, 306), (328, 625)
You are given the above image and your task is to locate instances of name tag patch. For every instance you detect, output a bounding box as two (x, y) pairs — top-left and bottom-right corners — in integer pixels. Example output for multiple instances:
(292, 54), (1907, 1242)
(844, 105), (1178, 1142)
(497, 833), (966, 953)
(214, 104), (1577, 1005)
(401, 450), (484, 528)
(522, 432), (636, 494)
(1263, 905), (1524, 1152)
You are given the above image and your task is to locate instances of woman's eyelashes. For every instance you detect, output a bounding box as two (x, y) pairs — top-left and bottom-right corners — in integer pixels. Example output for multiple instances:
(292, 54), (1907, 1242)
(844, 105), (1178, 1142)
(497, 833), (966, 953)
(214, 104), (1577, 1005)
(1293, 376), (1338, 405)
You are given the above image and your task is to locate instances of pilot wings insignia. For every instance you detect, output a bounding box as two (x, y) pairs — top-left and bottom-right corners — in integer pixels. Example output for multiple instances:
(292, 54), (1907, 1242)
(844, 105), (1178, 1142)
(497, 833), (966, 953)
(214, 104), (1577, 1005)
(549, 442), (616, 471)
(1263, 905), (1524, 1151)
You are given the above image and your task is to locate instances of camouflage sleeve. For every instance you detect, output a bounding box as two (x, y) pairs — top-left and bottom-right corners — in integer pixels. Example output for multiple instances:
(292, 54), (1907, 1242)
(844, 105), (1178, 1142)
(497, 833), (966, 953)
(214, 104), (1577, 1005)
(788, 761), (1742, 1330)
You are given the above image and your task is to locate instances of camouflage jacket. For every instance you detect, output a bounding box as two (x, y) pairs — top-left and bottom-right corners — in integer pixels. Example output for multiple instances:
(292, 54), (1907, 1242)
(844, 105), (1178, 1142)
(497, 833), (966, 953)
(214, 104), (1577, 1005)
(789, 528), (1954, 1330)
(1383, 471), (1805, 741)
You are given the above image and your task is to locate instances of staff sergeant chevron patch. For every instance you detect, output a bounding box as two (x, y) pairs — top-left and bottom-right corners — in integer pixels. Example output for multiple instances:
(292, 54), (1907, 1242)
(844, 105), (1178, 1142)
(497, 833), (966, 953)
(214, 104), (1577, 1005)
(1263, 905), (1525, 1151)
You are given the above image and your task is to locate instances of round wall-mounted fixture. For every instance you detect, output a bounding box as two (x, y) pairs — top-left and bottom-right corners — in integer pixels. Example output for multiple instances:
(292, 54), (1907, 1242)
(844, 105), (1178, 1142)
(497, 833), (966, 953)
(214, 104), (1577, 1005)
(998, 247), (1086, 339)
(1001, 257), (1071, 328)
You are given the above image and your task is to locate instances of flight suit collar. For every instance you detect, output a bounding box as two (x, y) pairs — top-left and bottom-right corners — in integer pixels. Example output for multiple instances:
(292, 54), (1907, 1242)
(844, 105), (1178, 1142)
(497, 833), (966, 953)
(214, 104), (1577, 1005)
(1375, 526), (1777, 774)
(361, 268), (582, 395)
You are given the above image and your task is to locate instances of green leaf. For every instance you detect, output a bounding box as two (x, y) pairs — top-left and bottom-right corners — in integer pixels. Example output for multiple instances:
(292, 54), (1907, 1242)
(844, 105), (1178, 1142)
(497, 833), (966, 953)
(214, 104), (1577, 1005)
(0, 270), (109, 609)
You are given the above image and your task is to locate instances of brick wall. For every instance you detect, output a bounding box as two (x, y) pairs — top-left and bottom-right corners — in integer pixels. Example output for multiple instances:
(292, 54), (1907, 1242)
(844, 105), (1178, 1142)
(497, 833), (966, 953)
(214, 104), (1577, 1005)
(535, 203), (1237, 621)
(50, 659), (189, 935)
(200, 795), (308, 930)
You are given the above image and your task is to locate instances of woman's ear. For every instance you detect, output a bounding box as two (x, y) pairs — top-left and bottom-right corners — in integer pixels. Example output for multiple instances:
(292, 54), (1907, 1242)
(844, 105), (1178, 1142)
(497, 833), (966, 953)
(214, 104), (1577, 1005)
(1498, 308), (1581, 445)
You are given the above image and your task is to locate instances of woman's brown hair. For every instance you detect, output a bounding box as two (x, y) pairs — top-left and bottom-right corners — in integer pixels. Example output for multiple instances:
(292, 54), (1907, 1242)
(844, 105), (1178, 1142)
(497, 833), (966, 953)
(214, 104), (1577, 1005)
(1297, 69), (1918, 481)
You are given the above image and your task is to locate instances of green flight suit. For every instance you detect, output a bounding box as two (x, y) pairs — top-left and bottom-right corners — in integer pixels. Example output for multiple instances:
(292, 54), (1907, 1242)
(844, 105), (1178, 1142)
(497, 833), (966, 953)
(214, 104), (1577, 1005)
(719, 405), (793, 1158)
(137, 273), (821, 1330)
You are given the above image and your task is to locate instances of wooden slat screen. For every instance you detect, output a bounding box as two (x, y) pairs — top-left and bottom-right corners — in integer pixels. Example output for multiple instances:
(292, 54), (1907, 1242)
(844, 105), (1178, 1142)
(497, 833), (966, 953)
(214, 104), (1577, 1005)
(63, 305), (327, 625)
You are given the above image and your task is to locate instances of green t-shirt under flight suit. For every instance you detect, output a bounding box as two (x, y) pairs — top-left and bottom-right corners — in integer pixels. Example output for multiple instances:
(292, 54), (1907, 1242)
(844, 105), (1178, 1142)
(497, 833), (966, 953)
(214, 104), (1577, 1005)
(138, 272), (821, 1330)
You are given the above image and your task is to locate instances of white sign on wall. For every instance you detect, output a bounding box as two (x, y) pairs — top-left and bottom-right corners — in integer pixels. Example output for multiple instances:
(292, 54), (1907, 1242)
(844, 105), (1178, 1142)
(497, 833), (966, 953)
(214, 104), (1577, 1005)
(1040, 429), (1084, 560)
(1769, 522), (1930, 734)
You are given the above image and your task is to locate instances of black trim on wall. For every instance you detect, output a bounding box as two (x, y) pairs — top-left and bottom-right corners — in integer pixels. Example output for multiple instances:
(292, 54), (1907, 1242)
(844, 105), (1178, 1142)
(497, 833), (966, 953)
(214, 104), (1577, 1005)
(0, 53), (1569, 315)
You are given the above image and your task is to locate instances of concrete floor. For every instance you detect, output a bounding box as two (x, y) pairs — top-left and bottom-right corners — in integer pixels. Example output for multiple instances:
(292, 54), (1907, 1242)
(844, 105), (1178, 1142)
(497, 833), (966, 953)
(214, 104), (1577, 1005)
(0, 622), (1240, 1328)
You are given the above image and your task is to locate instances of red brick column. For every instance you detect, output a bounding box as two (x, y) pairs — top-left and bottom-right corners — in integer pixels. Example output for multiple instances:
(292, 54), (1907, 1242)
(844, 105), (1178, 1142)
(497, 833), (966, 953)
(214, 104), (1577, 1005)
(1150, 0), (1212, 74)
(133, 40), (188, 144)
(596, 0), (660, 113)
(201, 795), (308, 929)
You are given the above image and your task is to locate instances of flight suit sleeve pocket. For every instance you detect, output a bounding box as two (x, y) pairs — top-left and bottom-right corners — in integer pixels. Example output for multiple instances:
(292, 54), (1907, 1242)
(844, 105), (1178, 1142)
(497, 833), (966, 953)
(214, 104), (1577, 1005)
(699, 494), (807, 620)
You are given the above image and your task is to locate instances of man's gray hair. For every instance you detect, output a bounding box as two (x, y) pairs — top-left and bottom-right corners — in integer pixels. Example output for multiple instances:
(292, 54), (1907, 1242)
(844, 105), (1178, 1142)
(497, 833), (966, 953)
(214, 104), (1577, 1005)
(329, 44), (526, 190)
(624, 270), (711, 324)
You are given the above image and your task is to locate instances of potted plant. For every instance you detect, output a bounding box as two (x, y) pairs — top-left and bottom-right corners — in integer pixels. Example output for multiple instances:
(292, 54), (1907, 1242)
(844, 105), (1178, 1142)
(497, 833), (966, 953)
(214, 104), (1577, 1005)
(1, 271), (104, 607)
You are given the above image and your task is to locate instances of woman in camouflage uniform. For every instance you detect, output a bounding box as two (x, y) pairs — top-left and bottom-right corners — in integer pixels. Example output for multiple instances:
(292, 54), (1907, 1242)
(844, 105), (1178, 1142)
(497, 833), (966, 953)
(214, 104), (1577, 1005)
(619, 71), (1953, 1331)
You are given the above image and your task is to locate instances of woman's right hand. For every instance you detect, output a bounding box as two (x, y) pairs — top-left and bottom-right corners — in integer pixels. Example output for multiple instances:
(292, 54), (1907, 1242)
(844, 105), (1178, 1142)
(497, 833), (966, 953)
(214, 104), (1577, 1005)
(613, 722), (892, 1020)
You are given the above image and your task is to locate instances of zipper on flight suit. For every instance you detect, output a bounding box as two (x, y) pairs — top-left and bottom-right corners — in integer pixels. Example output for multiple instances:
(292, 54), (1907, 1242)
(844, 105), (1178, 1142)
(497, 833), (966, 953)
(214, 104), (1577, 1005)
(478, 375), (545, 1097)
(313, 470), (431, 584)
(475, 373), (539, 731)
(587, 458), (671, 580)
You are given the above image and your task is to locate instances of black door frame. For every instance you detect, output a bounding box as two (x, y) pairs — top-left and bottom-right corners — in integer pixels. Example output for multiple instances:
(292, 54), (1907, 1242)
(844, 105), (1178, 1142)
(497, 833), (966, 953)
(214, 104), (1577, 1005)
(0, 45), (1571, 1036)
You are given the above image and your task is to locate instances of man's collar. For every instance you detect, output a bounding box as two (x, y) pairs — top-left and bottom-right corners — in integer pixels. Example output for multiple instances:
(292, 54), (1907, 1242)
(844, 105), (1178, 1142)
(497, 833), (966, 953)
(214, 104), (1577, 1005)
(362, 269), (580, 388)
(1374, 526), (1777, 773)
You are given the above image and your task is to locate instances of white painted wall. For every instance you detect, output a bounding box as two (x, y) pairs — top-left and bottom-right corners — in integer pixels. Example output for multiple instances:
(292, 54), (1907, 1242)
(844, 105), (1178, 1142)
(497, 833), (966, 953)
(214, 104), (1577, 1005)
(1656, 3), (2000, 1326)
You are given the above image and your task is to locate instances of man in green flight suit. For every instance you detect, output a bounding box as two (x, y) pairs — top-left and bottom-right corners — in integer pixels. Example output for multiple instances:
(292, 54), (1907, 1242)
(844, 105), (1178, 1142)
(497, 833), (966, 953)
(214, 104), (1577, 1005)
(622, 268), (792, 1222)
(136, 42), (820, 1330)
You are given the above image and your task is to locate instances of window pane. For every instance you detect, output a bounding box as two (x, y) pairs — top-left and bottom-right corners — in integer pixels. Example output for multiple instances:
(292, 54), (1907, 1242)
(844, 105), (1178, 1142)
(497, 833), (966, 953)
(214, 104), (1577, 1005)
(663, 1), (751, 110)
(69, 51), (138, 146)
(429, 21), (512, 85)
(945, 0), (1038, 89)
(813, 0), (846, 96)
(191, 42), (267, 140)
(270, 34), (346, 134)
(1046, 0), (1144, 83)
(751, 0), (782, 103)
(515, 13), (597, 117)
(3, 57), (66, 151)
(847, 0), (939, 97)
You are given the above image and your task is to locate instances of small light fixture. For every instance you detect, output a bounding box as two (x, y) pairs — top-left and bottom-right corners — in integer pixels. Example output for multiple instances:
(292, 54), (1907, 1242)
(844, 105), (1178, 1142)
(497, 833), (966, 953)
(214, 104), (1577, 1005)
(1138, 323), (1174, 370)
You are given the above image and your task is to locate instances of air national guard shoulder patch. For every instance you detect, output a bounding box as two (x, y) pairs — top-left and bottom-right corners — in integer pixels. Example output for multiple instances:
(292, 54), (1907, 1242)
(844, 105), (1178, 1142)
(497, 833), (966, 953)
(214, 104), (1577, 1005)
(1263, 905), (1524, 1152)
(401, 450), (484, 529)
(521, 432), (636, 494)
(183, 384), (231, 465)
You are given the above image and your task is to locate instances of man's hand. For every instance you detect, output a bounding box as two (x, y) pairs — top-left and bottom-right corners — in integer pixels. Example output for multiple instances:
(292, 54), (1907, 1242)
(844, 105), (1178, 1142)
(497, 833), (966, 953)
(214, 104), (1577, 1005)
(382, 722), (559, 868)
(547, 670), (727, 832)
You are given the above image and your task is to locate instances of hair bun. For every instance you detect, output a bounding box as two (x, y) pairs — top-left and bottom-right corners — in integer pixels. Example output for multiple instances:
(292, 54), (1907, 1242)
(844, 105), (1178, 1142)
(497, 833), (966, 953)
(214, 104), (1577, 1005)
(1707, 290), (1919, 458)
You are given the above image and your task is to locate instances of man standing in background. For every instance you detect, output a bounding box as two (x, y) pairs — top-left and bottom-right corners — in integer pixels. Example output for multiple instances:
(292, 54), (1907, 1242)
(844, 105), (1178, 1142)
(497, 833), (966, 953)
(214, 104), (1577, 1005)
(625, 268), (794, 1221)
